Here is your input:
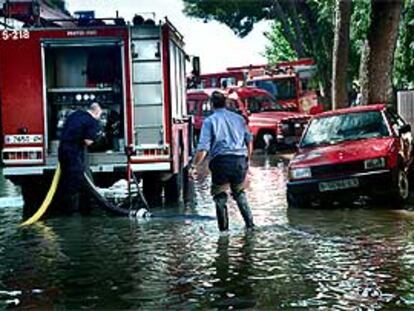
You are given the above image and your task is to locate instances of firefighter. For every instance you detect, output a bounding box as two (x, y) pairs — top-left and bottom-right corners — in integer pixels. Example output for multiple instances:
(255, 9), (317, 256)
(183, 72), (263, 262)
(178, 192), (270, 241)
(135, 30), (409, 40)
(58, 102), (102, 213)
(190, 91), (255, 232)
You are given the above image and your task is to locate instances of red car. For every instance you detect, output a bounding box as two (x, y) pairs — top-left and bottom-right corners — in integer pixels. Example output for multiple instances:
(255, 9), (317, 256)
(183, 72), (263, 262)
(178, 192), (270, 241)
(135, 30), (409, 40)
(186, 87), (310, 151)
(287, 104), (413, 208)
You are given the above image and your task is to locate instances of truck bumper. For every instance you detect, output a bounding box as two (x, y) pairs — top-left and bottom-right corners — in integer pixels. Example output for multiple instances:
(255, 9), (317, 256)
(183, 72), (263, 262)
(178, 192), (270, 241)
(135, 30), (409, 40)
(3, 162), (171, 177)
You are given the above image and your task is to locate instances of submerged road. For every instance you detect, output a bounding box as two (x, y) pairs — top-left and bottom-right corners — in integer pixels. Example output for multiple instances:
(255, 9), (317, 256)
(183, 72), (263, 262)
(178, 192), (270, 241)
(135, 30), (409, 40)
(1, 153), (414, 309)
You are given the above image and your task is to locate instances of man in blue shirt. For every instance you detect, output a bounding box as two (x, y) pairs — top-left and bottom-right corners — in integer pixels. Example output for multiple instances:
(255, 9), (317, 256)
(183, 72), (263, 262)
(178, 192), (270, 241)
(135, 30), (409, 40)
(190, 91), (254, 232)
(58, 103), (102, 214)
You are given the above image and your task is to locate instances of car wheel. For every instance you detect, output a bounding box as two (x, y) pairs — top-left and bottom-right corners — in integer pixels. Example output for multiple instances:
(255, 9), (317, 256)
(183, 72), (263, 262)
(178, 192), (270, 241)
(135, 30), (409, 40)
(387, 169), (410, 206)
(287, 192), (311, 209)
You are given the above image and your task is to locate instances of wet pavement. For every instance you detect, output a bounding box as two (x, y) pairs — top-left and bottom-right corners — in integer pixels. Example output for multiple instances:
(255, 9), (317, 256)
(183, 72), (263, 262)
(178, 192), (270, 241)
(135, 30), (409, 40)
(1, 153), (414, 309)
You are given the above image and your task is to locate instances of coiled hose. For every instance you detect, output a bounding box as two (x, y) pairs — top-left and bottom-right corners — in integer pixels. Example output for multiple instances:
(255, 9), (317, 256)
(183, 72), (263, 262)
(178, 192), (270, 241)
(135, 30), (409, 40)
(20, 163), (150, 227)
(83, 172), (151, 218)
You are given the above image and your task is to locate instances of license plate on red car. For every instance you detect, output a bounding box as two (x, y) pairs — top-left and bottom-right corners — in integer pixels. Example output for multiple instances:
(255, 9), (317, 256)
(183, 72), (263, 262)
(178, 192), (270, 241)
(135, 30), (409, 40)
(319, 178), (359, 192)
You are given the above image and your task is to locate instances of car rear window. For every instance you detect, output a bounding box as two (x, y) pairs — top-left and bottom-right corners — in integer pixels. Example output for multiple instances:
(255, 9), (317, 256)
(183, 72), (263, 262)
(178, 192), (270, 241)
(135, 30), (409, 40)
(301, 111), (390, 148)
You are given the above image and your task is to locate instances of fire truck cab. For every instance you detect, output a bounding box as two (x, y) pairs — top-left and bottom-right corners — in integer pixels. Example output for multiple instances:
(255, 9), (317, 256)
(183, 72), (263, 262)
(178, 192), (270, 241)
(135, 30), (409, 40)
(0, 4), (192, 211)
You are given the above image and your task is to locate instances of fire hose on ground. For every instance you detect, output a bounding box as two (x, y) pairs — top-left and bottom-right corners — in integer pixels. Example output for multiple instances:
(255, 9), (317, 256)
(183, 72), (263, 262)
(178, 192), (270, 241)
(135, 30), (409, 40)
(19, 164), (62, 227)
(19, 163), (151, 227)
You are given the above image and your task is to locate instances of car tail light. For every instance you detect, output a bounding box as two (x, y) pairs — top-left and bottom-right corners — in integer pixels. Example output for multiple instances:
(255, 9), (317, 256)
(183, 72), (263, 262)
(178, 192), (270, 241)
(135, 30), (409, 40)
(2, 147), (43, 164)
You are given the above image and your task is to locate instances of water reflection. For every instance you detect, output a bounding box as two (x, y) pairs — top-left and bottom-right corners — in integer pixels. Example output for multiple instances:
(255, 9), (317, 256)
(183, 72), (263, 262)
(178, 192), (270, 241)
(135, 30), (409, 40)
(1, 154), (414, 309)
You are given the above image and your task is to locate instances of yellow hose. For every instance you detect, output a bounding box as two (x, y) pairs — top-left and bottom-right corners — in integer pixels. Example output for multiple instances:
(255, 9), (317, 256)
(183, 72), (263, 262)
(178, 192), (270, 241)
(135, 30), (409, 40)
(19, 164), (61, 227)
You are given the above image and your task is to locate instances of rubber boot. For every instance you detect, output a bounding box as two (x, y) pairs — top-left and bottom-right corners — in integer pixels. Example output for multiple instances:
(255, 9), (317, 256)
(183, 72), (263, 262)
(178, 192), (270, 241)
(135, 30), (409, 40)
(233, 191), (254, 229)
(213, 193), (229, 232)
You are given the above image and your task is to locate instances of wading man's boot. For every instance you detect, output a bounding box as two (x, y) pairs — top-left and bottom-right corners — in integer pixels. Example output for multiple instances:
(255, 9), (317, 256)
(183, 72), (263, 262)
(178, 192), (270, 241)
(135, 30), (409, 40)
(234, 191), (254, 229)
(214, 193), (229, 231)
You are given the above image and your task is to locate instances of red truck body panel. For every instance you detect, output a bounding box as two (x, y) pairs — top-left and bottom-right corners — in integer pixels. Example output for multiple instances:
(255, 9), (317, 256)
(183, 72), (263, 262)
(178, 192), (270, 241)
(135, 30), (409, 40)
(0, 22), (190, 175)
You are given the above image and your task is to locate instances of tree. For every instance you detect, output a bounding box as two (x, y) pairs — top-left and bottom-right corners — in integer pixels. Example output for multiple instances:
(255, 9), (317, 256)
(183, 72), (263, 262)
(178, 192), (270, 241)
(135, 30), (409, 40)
(360, 0), (403, 105)
(332, 0), (352, 109)
(183, 0), (335, 101)
(44, 0), (66, 11)
(264, 21), (297, 64)
(394, 0), (414, 90)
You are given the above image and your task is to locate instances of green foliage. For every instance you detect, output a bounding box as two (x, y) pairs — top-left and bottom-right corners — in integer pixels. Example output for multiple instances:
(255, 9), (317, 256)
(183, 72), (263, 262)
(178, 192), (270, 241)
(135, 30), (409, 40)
(349, 0), (371, 81)
(394, 0), (414, 89)
(183, 0), (270, 37)
(183, 0), (412, 92)
(264, 22), (296, 64)
(44, 0), (66, 11)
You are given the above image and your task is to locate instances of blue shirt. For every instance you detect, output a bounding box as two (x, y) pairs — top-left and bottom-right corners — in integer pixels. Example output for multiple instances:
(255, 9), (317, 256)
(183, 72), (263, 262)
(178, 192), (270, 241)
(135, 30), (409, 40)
(197, 108), (253, 159)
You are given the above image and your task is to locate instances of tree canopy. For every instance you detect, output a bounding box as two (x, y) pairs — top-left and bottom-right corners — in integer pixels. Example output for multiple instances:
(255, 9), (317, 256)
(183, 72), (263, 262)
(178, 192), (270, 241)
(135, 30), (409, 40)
(183, 0), (335, 99)
(183, 0), (413, 104)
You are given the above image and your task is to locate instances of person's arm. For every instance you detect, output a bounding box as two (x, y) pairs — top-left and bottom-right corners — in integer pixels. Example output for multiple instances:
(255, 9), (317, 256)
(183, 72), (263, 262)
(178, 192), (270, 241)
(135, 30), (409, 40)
(190, 119), (212, 172)
(247, 140), (253, 159)
(192, 150), (208, 167)
(84, 120), (100, 147)
(244, 123), (254, 161)
(84, 139), (94, 146)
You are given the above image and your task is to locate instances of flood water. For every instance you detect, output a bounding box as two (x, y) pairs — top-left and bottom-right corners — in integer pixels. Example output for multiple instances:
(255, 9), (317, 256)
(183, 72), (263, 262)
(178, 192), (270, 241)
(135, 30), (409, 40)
(2, 154), (414, 310)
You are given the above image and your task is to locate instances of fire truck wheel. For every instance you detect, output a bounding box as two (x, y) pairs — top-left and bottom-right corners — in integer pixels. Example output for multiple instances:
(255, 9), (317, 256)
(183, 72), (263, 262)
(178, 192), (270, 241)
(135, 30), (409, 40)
(164, 166), (184, 204)
(143, 174), (163, 207)
(20, 177), (50, 219)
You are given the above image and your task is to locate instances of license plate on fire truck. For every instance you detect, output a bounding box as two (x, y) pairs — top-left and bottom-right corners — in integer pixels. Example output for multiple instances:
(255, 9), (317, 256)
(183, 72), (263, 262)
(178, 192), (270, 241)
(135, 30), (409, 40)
(4, 135), (43, 144)
(319, 178), (359, 192)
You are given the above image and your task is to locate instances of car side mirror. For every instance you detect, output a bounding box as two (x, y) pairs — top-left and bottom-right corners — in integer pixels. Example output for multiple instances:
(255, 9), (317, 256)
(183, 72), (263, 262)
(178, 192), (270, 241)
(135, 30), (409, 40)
(399, 124), (411, 135)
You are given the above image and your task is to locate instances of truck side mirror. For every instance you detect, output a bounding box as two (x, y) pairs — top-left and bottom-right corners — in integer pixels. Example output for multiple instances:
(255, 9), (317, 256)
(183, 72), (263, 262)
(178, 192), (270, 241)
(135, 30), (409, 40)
(192, 56), (200, 77)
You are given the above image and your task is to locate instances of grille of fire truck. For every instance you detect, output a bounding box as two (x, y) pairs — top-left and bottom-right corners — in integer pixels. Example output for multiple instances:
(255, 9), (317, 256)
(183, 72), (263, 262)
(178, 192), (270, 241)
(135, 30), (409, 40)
(2, 147), (43, 164)
(131, 25), (165, 147)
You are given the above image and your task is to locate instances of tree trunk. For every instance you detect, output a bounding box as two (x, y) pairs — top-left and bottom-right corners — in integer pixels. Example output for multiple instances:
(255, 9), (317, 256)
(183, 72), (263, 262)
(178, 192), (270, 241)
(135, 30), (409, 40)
(359, 40), (370, 105)
(362, 0), (403, 105)
(332, 0), (352, 110)
(271, 1), (306, 58)
(297, 1), (333, 106)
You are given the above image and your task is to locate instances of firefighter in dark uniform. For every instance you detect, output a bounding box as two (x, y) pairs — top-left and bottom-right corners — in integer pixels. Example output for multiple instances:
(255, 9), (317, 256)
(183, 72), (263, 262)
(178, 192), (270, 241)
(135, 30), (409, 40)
(58, 102), (102, 213)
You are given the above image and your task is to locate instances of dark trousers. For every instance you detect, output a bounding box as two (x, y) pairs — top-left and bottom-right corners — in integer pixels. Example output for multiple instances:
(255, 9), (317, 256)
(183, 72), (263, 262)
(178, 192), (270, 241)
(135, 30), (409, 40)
(209, 155), (254, 231)
(58, 144), (90, 214)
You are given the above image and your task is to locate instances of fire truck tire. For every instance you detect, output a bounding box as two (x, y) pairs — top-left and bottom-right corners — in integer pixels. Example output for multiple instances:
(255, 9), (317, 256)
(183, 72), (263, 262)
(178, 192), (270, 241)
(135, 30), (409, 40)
(143, 174), (163, 207)
(20, 165), (61, 226)
(164, 166), (184, 204)
(21, 181), (45, 219)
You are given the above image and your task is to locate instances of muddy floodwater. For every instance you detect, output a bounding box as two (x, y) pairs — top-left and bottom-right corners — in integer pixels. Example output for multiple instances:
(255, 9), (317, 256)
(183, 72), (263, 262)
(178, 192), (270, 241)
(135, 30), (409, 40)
(2, 153), (414, 310)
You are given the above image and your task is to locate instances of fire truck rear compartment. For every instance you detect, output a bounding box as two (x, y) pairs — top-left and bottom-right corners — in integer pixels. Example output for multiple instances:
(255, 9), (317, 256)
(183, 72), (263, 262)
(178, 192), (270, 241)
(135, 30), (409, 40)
(44, 44), (125, 155)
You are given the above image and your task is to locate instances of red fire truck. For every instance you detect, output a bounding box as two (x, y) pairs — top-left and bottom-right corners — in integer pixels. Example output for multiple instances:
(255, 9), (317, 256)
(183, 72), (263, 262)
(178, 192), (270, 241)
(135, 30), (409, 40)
(190, 59), (323, 115)
(242, 60), (323, 115)
(0, 1), (192, 212)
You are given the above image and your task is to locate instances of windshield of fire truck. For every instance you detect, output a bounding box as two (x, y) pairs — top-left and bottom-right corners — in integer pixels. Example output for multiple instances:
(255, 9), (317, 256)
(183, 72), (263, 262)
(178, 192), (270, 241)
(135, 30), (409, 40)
(246, 96), (284, 113)
(248, 77), (296, 100)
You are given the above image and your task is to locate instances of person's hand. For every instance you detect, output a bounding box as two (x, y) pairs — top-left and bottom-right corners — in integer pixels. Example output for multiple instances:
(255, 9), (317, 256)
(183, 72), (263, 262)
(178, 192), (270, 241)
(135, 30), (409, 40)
(188, 164), (197, 179)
